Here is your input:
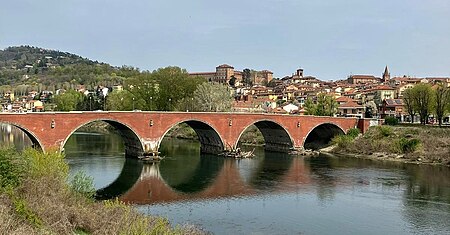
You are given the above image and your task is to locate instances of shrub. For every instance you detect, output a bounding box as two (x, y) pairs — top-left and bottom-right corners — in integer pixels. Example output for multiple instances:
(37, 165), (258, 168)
(0, 147), (28, 191)
(378, 126), (394, 137)
(384, 116), (399, 126)
(70, 171), (96, 199)
(24, 148), (68, 180)
(346, 128), (361, 139)
(397, 138), (420, 153)
(332, 135), (353, 149)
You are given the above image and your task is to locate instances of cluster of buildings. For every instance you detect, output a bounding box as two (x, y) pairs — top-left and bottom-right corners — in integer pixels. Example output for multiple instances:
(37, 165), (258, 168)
(189, 64), (450, 122)
(2, 63), (450, 123)
(0, 85), (122, 112)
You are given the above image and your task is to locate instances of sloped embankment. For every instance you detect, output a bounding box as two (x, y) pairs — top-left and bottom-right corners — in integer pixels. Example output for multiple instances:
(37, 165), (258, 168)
(331, 126), (450, 165)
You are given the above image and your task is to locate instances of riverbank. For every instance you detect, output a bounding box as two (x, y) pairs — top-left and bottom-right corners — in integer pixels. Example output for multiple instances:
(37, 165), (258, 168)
(0, 148), (208, 234)
(329, 125), (450, 166)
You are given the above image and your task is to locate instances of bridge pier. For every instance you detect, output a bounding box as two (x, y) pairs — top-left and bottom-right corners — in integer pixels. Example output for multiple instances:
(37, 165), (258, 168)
(264, 142), (294, 153)
(142, 140), (160, 156)
(200, 143), (223, 154)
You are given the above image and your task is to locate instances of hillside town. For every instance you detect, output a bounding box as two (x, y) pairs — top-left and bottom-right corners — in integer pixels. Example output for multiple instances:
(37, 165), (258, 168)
(190, 64), (450, 123)
(1, 61), (450, 124)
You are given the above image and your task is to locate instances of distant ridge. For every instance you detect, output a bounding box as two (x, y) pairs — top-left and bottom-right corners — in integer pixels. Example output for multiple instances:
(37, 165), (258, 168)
(0, 45), (139, 89)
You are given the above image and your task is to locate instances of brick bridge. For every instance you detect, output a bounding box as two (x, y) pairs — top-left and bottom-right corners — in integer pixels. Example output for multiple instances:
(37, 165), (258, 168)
(0, 112), (374, 156)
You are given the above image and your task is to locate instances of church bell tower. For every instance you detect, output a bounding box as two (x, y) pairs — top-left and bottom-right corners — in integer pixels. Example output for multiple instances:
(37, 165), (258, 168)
(382, 66), (390, 83)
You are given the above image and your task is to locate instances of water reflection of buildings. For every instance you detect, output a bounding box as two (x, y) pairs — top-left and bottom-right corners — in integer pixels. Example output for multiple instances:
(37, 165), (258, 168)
(116, 157), (313, 205)
(0, 123), (32, 149)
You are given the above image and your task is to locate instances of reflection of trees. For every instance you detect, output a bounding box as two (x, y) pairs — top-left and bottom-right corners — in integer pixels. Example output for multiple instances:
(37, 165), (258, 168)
(402, 164), (450, 233)
(307, 155), (338, 202)
(64, 123), (125, 156)
(249, 151), (293, 190)
(159, 139), (224, 193)
(95, 159), (143, 200)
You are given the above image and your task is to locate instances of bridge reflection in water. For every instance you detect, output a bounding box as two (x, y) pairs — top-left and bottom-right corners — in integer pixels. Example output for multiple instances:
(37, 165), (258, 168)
(103, 151), (312, 204)
(89, 134), (317, 204)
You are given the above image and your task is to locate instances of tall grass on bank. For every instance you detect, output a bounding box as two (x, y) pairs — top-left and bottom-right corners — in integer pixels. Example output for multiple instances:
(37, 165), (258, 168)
(332, 125), (450, 165)
(332, 128), (360, 149)
(0, 147), (208, 235)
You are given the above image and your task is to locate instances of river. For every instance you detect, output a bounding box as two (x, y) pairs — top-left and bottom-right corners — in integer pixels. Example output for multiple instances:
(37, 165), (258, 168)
(1, 123), (450, 235)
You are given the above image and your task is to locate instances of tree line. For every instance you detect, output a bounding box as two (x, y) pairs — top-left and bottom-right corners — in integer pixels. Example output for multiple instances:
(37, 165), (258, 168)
(403, 83), (450, 126)
(53, 66), (233, 112)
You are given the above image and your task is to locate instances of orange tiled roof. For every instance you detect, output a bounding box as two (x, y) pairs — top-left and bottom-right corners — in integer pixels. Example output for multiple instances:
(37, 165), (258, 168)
(336, 96), (355, 102)
(339, 101), (363, 108)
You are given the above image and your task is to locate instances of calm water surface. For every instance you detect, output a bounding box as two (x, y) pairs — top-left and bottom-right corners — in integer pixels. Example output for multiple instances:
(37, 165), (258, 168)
(2, 124), (450, 235)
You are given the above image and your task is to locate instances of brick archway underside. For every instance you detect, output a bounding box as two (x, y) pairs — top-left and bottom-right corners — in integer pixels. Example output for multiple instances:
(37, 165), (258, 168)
(252, 121), (294, 152)
(304, 123), (345, 150)
(102, 120), (144, 157)
(181, 120), (224, 154)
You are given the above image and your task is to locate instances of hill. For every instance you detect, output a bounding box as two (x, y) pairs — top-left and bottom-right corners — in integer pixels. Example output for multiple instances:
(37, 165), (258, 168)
(0, 46), (140, 92)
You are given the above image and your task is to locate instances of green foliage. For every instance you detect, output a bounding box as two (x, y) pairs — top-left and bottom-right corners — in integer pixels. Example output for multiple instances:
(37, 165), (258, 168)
(106, 90), (135, 111)
(0, 46), (135, 89)
(190, 82), (233, 112)
(346, 128), (361, 139)
(396, 137), (420, 153)
(13, 197), (42, 227)
(377, 126), (394, 137)
(53, 89), (85, 111)
(24, 148), (68, 180)
(384, 116), (399, 126)
(332, 135), (353, 149)
(70, 171), (96, 199)
(434, 84), (450, 126)
(0, 147), (28, 190)
(126, 67), (205, 111)
(242, 68), (252, 87)
(304, 93), (338, 116)
(406, 83), (435, 125)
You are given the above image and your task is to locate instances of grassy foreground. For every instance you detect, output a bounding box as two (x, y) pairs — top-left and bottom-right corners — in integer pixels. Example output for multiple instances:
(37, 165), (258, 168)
(0, 148), (208, 235)
(331, 125), (450, 165)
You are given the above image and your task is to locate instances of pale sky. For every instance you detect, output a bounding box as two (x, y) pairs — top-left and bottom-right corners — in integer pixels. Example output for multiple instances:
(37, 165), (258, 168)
(1, 0), (449, 80)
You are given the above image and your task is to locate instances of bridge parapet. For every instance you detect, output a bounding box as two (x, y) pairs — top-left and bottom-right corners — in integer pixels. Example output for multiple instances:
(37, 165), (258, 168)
(0, 112), (372, 156)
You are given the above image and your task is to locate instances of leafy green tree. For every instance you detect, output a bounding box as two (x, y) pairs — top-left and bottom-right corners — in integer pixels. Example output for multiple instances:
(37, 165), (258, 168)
(228, 75), (237, 87)
(305, 93), (338, 116)
(106, 90), (136, 111)
(266, 79), (278, 87)
(190, 83), (233, 112)
(242, 68), (252, 87)
(127, 67), (205, 111)
(434, 84), (450, 127)
(53, 90), (84, 111)
(412, 83), (434, 125)
(402, 88), (416, 123)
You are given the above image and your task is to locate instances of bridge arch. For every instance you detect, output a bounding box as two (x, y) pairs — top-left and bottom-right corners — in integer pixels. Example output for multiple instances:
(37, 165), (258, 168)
(303, 122), (345, 150)
(61, 119), (144, 157)
(159, 119), (225, 154)
(0, 122), (43, 151)
(237, 120), (294, 152)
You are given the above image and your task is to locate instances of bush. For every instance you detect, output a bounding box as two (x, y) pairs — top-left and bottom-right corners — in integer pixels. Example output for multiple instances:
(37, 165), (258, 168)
(24, 148), (68, 180)
(0, 147), (28, 191)
(70, 171), (96, 199)
(397, 138), (420, 153)
(377, 126), (394, 137)
(384, 116), (399, 126)
(332, 135), (353, 149)
(346, 128), (361, 139)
